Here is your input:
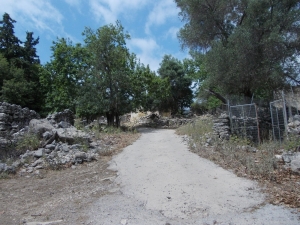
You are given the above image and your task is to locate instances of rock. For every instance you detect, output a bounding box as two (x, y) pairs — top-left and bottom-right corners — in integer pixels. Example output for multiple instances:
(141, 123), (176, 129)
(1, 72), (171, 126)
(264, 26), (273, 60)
(0, 163), (7, 172)
(47, 109), (75, 126)
(71, 144), (82, 150)
(12, 160), (21, 168)
(282, 152), (294, 163)
(75, 152), (87, 160)
(58, 121), (71, 128)
(31, 158), (44, 167)
(27, 167), (34, 173)
(45, 144), (56, 150)
(45, 148), (52, 154)
(34, 148), (45, 158)
(291, 159), (300, 174)
(54, 127), (91, 145)
(275, 155), (283, 162)
(29, 119), (54, 136)
(61, 145), (69, 152)
(42, 131), (53, 140)
(5, 165), (16, 173)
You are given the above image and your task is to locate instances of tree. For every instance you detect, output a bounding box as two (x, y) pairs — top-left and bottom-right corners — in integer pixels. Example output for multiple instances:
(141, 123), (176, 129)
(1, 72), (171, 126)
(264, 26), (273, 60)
(158, 55), (193, 115)
(175, 0), (300, 100)
(129, 61), (170, 112)
(0, 13), (22, 64)
(82, 21), (134, 127)
(40, 38), (88, 113)
(0, 13), (43, 111)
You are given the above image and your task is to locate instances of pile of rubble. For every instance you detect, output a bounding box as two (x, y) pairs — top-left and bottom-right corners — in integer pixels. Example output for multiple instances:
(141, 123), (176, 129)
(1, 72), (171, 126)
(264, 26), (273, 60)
(288, 114), (300, 135)
(131, 113), (192, 128)
(0, 104), (107, 175)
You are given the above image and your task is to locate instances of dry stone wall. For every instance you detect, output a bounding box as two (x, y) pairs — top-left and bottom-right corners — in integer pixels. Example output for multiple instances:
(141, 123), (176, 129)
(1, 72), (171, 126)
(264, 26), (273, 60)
(213, 113), (231, 140)
(0, 102), (40, 137)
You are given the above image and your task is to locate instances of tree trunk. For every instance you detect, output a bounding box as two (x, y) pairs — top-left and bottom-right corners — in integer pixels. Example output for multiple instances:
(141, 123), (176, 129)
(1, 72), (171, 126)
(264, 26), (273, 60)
(115, 112), (120, 128)
(206, 89), (227, 104)
(106, 111), (114, 127)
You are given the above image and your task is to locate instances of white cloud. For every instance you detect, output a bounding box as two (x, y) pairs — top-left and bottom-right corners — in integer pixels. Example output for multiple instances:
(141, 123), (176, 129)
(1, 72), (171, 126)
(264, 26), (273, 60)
(1, 0), (63, 34)
(64, 0), (81, 7)
(89, 0), (151, 24)
(165, 26), (180, 40)
(128, 37), (161, 72)
(145, 0), (179, 34)
(0, 0), (81, 44)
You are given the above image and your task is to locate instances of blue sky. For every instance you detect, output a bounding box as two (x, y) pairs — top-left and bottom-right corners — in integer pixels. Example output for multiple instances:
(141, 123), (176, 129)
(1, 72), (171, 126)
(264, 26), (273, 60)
(1, 0), (189, 72)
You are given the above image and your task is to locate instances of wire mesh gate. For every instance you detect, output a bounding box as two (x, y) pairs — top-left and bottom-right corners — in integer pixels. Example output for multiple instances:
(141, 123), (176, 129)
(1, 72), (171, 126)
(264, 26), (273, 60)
(270, 99), (288, 143)
(229, 103), (260, 143)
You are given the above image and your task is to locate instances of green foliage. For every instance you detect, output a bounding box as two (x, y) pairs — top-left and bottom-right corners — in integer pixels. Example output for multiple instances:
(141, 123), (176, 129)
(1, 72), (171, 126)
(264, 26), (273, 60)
(40, 38), (88, 113)
(80, 21), (135, 126)
(229, 135), (252, 147)
(0, 13), (43, 112)
(284, 134), (300, 152)
(16, 132), (40, 152)
(130, 62), (170, 112)
(158, 55), (193, 115)
(175, 0), (300, 99)
(0, 13), (21, 63)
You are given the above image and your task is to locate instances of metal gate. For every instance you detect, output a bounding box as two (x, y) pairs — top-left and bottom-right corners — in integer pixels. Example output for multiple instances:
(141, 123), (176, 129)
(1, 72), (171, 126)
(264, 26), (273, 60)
(270, 99), (288, 143)
(229, 103), (260, 143)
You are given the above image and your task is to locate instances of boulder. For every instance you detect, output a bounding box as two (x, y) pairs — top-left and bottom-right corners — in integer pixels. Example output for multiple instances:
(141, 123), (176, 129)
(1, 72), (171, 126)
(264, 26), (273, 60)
(34, 148), (45, 158)
(29, 119), (54, 136)
(291, 159), (300, 174)
(54, 127), (91, 144)
(58, 121), (71, 128)
(45, 144), (56, 150)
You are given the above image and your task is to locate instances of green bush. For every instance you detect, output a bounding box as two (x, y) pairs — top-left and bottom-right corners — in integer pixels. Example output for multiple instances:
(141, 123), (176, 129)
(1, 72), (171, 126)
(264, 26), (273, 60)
(16, 132), (40, 152)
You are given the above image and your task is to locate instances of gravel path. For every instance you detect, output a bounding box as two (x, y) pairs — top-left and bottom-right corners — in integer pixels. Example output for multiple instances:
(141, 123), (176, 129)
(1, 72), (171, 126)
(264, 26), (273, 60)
(86, 128), (300, 225)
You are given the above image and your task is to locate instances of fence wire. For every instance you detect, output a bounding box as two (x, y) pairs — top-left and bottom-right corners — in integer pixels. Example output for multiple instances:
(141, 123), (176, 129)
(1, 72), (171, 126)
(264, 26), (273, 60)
(229, 103), (260, 143)
(270, 99), (288, 143)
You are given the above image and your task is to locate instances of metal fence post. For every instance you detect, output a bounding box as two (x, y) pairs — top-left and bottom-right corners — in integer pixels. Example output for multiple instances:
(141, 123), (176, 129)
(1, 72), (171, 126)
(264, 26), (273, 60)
(282, 91), (289, 140)
(254, 104), (261, 144)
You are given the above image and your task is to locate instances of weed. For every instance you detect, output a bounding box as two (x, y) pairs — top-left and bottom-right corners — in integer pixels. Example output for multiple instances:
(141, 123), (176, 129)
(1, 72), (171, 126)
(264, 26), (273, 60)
(98, 148), (114, 156)
(0, 172), (9, 179)
(16, 132), (40, 152)
(284, 134), (300, 152)
(178, 116), (278, 179)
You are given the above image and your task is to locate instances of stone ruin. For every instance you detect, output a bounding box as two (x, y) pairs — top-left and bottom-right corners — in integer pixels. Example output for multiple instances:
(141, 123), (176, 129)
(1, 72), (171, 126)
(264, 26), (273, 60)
(0, 103), (102, 175)
(212, 113), (230, 140)
(0, 102), (40, 137)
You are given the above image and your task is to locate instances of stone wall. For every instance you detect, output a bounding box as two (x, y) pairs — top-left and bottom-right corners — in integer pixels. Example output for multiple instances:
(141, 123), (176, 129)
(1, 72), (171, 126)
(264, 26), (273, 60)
(213, 113), (230, 140)
(0, 102), (40, 137)
(46, 109), (75, 127)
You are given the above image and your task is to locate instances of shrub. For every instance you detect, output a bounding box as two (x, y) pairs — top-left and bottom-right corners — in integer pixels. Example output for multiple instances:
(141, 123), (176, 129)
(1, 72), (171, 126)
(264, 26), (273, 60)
(15, 132), (40, 156)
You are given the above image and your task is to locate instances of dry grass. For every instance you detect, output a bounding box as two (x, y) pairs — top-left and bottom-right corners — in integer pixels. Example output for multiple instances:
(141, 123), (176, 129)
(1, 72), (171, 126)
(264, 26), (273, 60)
(177, 115), (300, 209)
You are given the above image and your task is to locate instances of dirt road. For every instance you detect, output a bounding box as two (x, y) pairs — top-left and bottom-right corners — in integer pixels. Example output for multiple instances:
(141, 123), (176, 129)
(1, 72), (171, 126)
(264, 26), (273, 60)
(86, 128), (300, 225)
(1, 128), (299, 225)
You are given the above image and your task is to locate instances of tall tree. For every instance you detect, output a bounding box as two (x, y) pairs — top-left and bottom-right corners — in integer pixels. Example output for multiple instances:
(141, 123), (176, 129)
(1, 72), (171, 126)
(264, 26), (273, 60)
(175, 0), (300, 100)
(0, 13), (21, 64)
(40, 38), (88, 113)
(158, 55), (193, 115)
(0, 13), (43, 111)
(129, 61), (170, 112)
(82, 21), (134, 127)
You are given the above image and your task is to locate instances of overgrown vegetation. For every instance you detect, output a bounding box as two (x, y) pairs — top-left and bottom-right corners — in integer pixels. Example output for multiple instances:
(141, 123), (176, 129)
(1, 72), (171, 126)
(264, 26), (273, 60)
(15, 132), (40, 153)
(177, 116), (300, 208)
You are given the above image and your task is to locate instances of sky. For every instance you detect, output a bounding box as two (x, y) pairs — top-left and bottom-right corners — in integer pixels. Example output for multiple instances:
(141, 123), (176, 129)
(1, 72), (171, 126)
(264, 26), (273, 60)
(0, 0), (189, 73)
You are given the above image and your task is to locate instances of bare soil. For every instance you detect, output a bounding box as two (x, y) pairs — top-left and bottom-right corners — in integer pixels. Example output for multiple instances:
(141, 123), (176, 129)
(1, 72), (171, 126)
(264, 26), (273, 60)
(0, 132), (140, 225)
